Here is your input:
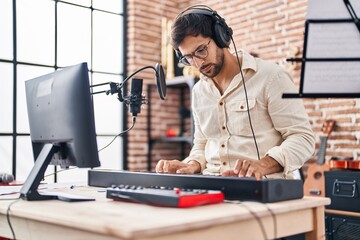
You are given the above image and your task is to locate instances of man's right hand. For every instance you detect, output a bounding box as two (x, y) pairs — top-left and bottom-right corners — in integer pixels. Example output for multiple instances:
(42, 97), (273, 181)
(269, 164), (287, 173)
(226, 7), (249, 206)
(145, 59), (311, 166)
(155, 160), (201, 174)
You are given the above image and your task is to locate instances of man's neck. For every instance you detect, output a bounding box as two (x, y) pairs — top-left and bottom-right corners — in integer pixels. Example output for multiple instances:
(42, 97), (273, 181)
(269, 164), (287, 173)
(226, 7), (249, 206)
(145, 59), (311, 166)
(212, 51), (241, 95)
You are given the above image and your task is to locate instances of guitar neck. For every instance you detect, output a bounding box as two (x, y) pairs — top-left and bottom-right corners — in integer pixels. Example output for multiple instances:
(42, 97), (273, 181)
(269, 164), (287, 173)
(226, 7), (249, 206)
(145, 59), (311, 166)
(317, 136), (328, 165)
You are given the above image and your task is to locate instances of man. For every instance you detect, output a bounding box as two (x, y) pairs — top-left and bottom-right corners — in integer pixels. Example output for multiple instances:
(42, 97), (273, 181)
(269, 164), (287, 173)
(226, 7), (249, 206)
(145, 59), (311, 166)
(156, 5), (315, 179)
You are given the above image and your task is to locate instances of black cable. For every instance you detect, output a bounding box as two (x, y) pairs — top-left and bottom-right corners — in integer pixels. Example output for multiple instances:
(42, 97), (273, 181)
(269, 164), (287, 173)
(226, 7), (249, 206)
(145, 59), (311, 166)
(228, 200), (307, 240)
(43, 166), (77, 179)
(230, 36), (268, 179)
(98, 116), (137, 152)
(6, 198), (21, 240)
(3, 112), (131, 240)
(225, 200), (268, 240)
(231, 36), (261, 162)
(264, 203), (278, 239)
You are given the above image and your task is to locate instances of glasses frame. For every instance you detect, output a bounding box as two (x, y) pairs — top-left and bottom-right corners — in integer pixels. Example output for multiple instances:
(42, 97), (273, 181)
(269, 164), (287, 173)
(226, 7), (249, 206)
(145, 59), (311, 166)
(179, 39), (211, 66)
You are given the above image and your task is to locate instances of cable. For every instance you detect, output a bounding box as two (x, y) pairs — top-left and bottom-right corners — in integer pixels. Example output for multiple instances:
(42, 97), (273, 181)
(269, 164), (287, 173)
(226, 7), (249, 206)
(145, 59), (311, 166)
(230, 36), (269, 179)
(6, 198), (21, 240)
(225, 200), (268, 240)
(98, 116), (137, 152)
(231, 36), (261, 162)
(1, 117), (137, 200)
(265, 203), (278, 239)
(2, 116), (134, 239)
(39, 116), (136, 178)
(43, 166), (77, 179)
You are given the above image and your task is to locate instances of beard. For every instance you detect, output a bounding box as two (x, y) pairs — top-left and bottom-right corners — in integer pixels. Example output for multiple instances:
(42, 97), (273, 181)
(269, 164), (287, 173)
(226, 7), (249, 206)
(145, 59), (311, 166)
(199, 48), (224, 78)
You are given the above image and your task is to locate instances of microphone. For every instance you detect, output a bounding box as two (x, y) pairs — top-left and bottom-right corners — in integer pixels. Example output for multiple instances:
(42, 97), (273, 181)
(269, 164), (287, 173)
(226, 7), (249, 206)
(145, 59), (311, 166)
(91, 63), (166, 116)
(155, 63), (166, 100)
(129, 78), (144, 116)
(0, 172), (14, 183)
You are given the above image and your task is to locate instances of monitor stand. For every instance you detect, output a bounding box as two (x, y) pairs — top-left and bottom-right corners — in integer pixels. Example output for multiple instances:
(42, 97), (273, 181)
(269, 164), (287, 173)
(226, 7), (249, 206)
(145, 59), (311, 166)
(19, 143), (95, 202)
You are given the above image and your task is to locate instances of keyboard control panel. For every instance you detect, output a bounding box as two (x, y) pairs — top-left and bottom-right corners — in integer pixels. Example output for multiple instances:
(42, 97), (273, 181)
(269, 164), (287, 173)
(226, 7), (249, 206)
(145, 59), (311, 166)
(106, 185), (224, 208)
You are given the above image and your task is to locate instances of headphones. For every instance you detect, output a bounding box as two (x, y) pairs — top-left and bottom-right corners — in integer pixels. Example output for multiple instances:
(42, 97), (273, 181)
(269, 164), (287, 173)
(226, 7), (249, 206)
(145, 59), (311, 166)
(176, 5), (233, 48)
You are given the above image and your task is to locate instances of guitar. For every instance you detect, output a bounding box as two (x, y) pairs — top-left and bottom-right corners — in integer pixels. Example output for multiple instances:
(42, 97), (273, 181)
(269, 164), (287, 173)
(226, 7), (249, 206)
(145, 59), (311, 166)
(303, 119), (336, 197)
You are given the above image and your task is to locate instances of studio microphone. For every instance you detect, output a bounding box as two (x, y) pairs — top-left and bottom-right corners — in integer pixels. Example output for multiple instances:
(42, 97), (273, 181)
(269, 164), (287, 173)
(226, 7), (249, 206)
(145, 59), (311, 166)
(0, 172), (14, 183)
(155, 63), (166, 100)
(129, 78), (144, 116)
(105, 63), (166, 116)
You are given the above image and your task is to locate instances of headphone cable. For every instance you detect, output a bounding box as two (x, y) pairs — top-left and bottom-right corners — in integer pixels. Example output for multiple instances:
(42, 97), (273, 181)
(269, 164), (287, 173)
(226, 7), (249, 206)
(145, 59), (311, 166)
(225, 200), (268, 240)
(230, 36), (261, 161)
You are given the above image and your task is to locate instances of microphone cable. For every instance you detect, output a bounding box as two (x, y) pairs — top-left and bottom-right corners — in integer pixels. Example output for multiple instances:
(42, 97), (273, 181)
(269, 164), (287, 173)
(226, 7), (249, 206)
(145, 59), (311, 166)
(97, 116), (137, 153)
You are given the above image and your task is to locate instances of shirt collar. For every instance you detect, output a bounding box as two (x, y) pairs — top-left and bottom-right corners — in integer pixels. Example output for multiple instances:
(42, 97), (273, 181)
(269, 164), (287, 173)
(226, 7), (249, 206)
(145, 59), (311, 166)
(240, 50), (258, 72)
(200, 49), (258, 82)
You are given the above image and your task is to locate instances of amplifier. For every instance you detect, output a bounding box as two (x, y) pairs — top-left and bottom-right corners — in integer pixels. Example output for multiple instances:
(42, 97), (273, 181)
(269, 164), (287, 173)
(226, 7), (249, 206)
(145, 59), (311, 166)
(325, 213), (360, 240)
(325, 171), (360, 212)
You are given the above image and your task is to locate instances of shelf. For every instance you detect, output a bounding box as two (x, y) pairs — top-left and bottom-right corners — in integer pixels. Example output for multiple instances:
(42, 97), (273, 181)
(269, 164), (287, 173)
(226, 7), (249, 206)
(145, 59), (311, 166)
(150, 137), (193, 144)
(147, 75), (197, 171)
(165, 76), (197, 88)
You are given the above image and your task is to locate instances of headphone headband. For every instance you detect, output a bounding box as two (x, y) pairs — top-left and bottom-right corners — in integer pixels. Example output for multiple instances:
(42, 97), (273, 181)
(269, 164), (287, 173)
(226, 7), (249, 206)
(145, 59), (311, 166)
(176, 5), (233, 48)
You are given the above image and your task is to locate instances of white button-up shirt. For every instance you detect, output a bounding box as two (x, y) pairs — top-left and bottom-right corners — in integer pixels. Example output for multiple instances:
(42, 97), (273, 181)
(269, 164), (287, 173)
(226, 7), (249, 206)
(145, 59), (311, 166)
(183, 50), (315, 179)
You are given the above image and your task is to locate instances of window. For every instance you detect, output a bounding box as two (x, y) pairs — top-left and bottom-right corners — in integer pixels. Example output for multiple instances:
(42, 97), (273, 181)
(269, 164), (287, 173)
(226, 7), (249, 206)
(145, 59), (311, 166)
(0, 0), (126, 182)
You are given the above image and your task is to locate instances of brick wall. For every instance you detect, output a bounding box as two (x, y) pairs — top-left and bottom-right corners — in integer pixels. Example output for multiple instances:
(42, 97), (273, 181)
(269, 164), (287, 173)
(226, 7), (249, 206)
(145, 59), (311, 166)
(126, 0), (181, 170)
(126, 0), (360, 172)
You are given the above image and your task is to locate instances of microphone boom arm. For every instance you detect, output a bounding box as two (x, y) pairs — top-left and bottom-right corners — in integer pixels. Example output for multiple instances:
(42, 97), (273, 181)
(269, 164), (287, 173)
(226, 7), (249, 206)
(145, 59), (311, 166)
(90, 64), (166, 101)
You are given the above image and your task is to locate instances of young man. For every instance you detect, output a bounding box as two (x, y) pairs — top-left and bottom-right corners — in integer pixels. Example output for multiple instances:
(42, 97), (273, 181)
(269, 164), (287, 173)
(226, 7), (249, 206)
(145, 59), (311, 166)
(155, 6), (315, 179)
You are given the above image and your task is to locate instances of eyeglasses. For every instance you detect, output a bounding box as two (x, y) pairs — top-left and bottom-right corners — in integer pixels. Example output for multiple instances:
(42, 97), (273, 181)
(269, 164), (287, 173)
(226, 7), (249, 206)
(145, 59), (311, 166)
(179, 40), (211, 66)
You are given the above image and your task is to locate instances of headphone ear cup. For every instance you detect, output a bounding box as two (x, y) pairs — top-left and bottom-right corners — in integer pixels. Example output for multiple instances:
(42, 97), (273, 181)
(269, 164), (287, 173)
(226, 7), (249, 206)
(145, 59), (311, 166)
(175, 50), (182, 59)
(213, 21), (232, 48)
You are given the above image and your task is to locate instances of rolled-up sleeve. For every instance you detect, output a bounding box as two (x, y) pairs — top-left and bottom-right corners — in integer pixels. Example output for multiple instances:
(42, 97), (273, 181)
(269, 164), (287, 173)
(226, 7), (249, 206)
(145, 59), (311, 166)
(265, 69), (316, 177)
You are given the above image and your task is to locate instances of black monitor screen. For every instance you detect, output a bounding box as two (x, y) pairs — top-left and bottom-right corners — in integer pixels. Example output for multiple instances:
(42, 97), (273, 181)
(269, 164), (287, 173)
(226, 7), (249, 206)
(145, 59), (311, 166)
(25, 62), (100, 168)
(21, 62), (100, 201)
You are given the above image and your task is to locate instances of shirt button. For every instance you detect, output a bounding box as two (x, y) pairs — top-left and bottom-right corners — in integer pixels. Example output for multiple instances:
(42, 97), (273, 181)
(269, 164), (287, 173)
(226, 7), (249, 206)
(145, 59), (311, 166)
(222, 162), (227, 166)
(222, 126), (226, 130)
(219, 102), (223, 106)
(221, 144), (225, 148)
(240, 105), (244, 109)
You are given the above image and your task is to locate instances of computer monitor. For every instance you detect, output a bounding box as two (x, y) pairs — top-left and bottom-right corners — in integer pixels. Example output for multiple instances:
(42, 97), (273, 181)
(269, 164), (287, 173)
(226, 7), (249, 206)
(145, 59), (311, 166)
(20, 62), (100, 201)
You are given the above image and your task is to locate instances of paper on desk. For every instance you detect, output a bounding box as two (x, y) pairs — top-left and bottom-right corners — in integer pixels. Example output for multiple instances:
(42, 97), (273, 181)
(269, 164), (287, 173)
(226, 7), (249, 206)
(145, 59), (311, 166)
(0, 185), (22, 196)
(0, 182), (87, 196)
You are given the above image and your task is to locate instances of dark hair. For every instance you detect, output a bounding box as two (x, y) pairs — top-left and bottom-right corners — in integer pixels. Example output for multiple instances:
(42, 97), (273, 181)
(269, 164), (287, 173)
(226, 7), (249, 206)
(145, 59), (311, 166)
(171, 13), (214, 50)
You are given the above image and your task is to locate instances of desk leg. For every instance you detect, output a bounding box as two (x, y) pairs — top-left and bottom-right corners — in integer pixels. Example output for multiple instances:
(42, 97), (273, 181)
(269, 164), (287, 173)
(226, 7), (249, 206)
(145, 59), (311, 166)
(305, 206), (325, 240)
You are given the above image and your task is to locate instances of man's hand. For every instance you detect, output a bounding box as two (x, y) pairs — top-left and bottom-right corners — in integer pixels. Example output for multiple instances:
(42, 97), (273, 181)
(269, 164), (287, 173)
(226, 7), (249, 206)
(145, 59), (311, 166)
(221, 156), (283, 180)
(155, 160), (201, 174)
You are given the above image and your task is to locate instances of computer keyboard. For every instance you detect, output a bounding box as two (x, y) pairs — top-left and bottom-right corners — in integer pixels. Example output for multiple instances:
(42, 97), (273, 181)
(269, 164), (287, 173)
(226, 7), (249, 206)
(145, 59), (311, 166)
(106, 185), (224, 208)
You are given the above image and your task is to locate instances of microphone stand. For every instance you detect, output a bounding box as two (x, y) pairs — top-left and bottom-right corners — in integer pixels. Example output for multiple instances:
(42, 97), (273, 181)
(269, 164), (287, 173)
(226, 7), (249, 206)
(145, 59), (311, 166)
(90, 64), (166, 104)
(89, 63), (166, 152)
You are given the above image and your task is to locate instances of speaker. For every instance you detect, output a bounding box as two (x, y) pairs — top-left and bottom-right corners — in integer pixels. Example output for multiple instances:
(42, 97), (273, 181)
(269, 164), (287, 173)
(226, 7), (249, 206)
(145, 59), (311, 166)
(326, 213), (360, 240)
(178, 5), (233, 48)
(325, 171), (360, 212)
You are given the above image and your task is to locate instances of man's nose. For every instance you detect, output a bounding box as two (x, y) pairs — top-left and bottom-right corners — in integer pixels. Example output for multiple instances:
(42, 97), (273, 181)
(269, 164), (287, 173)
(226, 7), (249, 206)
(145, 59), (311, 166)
(192, 57), (204, 68)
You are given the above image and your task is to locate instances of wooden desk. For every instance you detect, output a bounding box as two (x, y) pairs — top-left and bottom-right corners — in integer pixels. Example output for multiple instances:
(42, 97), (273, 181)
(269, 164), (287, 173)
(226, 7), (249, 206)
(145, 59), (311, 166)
(0, 185), (330, 240)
